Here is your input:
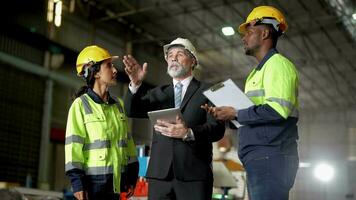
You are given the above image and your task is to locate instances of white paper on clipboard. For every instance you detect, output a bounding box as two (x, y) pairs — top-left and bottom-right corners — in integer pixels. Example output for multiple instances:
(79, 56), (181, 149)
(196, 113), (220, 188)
(203, 79), (254, 127)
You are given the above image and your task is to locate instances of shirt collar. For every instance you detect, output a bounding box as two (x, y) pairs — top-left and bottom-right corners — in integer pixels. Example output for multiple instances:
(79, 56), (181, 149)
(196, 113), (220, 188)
(173, 75), (193, 87)
(256, 48), (278, 71)
(87, 88), (116, 104)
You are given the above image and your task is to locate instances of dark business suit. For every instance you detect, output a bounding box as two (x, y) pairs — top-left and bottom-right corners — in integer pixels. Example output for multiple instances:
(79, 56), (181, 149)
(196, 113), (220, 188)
(124, 78), (225, 200)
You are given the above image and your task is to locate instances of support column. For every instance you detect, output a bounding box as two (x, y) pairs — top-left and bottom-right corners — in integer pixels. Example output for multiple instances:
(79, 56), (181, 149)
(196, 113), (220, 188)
(38, 51), (53, 189)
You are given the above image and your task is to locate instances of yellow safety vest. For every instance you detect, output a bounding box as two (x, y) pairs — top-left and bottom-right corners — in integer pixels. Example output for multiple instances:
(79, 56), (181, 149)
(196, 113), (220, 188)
(65, 93), (137, 193)
(245, 53), (299, 118)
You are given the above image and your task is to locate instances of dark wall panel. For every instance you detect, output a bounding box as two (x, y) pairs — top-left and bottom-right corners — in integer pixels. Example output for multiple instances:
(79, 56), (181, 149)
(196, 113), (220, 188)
(0, 62), (45, 186)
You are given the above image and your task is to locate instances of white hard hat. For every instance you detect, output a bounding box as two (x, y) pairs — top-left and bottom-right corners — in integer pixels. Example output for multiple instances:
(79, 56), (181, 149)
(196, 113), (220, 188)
(163, 38), (198, 67)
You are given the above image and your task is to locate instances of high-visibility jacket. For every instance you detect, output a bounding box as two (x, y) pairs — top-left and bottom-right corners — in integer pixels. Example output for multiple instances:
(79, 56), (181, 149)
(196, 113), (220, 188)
(237, 48), (299, 163)
(65, 91), (137, 193)
(245, 51), (299, 118)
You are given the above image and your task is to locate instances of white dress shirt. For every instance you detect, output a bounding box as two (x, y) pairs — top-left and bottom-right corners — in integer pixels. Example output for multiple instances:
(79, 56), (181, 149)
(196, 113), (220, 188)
(128, 76), (195, 141)
(129, 75), (193, 98)
(172, 75), (193, 103)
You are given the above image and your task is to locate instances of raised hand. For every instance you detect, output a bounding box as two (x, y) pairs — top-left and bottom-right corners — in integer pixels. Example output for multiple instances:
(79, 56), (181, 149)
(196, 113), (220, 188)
(123, 55), (148, 86)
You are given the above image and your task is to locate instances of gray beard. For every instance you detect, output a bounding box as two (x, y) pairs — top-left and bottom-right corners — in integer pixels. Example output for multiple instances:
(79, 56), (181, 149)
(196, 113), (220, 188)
(167, 63), (190, 78)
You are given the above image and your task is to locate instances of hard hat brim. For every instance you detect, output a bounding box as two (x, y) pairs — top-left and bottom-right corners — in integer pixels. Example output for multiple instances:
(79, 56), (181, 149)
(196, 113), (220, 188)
(76, 55), (119, 76)
(111, 55), (119, 60)
(238, 21), (287, 34)
(76, 55), (119, 67)
(238, 22), (249, 34)
(163, 43), (181, 58)
(163, 43), (197, 61)
(163, 38), (199, 68)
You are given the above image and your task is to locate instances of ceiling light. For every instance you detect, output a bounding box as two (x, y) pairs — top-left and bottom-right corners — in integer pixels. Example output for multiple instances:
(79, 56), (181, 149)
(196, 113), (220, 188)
(54, 0), (62, 27)
(221, 26), (235, 36)
(353, 13), (356, 20)
(313, 163), (335, 182)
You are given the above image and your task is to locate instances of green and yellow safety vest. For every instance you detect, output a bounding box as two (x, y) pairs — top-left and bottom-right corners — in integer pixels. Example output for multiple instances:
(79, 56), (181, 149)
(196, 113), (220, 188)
(237, 50), (299, 163)
(245, 53), (299, 118)
(65, 93), (136, 193)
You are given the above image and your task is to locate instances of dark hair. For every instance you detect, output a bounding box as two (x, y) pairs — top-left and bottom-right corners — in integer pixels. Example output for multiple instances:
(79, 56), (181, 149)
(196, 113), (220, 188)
(261, 24), (282, 48)
(269, 25), (281, 48)
(73, 62), (102, 99)
(254, 17), (283, 48)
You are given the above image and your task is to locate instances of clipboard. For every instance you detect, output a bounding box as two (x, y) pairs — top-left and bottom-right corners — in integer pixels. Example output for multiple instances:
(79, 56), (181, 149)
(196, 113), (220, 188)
(203, 79), (254, 127)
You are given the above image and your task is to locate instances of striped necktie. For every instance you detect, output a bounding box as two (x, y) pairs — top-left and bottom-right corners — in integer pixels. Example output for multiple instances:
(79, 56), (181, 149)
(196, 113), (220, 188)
(174, 82), (183, 108)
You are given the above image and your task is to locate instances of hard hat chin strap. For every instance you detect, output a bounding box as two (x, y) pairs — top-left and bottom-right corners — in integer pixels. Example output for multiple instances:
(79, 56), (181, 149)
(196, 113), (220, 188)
(257, 18), (280, 32)
(82, 62), (102, 85)
(83, 66), (90, 79)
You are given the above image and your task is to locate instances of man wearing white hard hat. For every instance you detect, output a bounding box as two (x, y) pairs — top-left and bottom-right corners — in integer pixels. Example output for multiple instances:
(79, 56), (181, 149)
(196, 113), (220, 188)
(123, 38), (225, 200)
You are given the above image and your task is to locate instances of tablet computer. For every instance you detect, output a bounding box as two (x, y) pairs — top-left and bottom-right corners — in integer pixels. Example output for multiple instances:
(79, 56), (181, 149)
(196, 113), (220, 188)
(147, 107), (183, 125)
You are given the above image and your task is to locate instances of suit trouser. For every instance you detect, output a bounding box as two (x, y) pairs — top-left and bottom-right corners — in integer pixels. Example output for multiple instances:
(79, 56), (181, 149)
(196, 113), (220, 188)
(147, 167), (213, 200)
(244, 154), (299, 200)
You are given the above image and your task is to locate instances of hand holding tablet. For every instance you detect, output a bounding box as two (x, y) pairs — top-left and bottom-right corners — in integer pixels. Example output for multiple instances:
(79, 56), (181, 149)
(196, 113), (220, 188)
(148, 108), (189, 138)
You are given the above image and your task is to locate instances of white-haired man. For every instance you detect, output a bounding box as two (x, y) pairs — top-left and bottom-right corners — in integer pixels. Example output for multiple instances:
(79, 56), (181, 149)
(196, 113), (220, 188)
(123, 38), (225, 200)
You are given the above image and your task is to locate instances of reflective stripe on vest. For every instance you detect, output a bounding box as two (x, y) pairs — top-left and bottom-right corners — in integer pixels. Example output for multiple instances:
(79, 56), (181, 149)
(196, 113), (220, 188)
(246, 89), (265, 97)
(83, 140), (111, 150)
(80, 139), (128, 151)
(66, 161), (115, 175)
(266, 97), (298, 117)
(65, 135), (85, 144)
(266, 97), (294, 111)
(118, 139), (127, 147)
(65, 162), (84, 171)
(86, 166), (114, 175)
(80, 95), (93, 114)
(115, 101), (124, 113)
(245, 89), (298, 117)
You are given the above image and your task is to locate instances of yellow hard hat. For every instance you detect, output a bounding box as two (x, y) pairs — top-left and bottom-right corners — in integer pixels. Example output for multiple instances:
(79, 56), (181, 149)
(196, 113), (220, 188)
(238, 6), (288, 34)
(76, 45), (118, 76)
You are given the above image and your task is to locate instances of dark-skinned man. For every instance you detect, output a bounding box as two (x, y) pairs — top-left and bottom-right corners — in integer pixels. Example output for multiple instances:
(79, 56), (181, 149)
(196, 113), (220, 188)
(203, 6), (299, 200)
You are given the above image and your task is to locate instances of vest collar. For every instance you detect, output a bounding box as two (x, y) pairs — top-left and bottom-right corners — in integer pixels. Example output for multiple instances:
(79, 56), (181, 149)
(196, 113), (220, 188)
(87, 88), (116, 104)
(256, 48), (278, 71)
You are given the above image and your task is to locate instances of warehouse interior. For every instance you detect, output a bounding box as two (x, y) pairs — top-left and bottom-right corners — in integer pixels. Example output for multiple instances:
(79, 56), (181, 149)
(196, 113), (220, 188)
(0, 0), (356, 199)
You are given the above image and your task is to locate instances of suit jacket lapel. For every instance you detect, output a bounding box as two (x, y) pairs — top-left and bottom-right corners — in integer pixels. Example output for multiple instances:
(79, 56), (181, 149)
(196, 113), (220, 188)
(180, 78), (200, 111)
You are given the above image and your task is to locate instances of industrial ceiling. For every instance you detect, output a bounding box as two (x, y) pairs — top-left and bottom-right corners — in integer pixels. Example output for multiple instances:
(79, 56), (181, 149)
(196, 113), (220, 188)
(71, 0), (356, 110)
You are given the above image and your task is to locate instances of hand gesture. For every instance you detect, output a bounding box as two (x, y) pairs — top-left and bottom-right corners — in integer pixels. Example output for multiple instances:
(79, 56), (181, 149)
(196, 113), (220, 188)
(123, 55), (148, 86)
(201, 104), (237, 121)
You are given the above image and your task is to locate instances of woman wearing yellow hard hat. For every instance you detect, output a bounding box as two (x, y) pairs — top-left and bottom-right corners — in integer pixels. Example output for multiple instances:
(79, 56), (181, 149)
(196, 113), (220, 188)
(65, 45), (138, 200)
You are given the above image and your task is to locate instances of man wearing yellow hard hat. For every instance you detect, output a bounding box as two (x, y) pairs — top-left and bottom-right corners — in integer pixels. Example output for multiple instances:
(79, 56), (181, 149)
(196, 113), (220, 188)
(204, 6), (299, 200)
(65, 45), (138, 200)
